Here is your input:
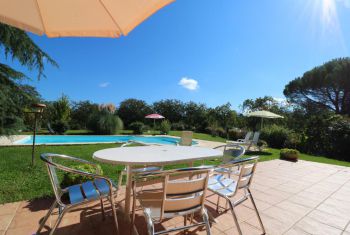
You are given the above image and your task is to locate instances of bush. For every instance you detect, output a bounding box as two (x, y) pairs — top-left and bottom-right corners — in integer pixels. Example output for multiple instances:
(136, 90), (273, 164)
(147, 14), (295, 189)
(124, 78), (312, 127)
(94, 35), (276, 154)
(171, 122), (185, 131)
(261, 125), (291, 148)
(280, 148), (299, 162)
(160, 120), (171, 134)
(257, 140), (268, 150)
(129, 121), (145, 134)
(61, 164), (103, 188)
(87, 111), (123, 135)
(51, 120), (69, 134)
(227, 128), (245, 140)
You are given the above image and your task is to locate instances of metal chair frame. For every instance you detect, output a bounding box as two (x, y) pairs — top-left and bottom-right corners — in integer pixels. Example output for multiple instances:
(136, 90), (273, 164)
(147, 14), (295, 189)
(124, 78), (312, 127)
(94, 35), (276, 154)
(207, 156), (265, 235)
(131, 166), (213, 235)
(37, 153), (119, 235)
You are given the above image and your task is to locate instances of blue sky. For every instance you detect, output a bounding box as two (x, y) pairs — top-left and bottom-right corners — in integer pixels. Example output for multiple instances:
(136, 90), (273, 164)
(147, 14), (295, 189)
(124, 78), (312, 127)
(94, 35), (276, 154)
(11, 0), (350, 110)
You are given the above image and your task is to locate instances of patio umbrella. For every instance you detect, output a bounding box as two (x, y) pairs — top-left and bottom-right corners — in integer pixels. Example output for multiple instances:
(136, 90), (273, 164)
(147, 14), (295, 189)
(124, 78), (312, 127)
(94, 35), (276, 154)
(246, 110), (283, 129)
(145, 113), (165, 131)
(0, 0), (173, 38)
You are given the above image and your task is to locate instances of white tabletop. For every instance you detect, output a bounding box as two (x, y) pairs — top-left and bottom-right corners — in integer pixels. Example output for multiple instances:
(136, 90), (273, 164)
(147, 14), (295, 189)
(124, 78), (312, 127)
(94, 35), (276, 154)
(93, 145), (223, 165)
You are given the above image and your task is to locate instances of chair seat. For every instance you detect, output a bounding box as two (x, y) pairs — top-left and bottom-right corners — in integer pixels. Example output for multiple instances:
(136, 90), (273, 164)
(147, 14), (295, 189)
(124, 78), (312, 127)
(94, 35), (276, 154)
(208, 175), (237, 197)
(68, 178), (111, 204)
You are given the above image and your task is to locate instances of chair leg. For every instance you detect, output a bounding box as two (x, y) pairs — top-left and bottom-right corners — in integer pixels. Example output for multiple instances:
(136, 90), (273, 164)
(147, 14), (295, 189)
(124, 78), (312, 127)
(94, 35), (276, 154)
(48, 207), (67, 235)
(109, 195), (119, 235)
(36, 199), (58, 234)
(248, 188), (266, 234)
(202, 210), (211, 235)
(228, 200), (242, 235)
(216, 195), (220, 212)
(145, 210), (155, 235)
(117, 170), (125, 196)
(100, 197), (106, 220)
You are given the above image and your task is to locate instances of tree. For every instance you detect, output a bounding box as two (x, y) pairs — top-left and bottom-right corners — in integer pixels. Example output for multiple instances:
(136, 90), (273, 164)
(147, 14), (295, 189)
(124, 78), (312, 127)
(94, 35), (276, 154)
(70, 101), (99, 129)
(241, 96), (282, 113)
(153, 99), (185, 123)
(0, 23), (57, 134)
(208, 103), (237, 131)
(284, 58), (350, 115)
(51, 95), (71, 134)
(0, 77), (40, 134)
(117, 99), (152, 127)
(183, 102), (208, 131)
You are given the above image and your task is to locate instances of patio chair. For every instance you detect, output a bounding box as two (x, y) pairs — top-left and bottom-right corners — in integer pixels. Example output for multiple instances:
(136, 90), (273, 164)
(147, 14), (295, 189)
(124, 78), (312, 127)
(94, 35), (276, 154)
(228, 132), (260, 151)
(131, 166), (213, 235)
(117, 141), (163, 194)
(227, 131), (252, 145)
(177, 131), (193, 146)
(207, 156), (265, 235)
(201, 144), (245, 177)
(37, 153), (119, 235)
(247, 131), (260, 151)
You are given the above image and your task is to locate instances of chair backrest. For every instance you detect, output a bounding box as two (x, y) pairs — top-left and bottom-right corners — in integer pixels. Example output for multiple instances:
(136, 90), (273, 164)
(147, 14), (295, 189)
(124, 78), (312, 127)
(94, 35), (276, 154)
(243, 131), (253, 142)
(251, 132), (260, 144)
(133, 167), (211, 221)
(216, 144), (245, 163)
(237, 159), (258, 189)
(40, 153), (98, 206)
(179, 131), (193, 146)
(217, 156), (259, 193)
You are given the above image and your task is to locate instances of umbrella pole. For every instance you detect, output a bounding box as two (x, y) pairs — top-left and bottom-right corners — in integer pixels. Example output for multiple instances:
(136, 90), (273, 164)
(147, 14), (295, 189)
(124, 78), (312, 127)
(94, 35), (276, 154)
(153, 119), (155, 134)
(261, 118), (263, 130)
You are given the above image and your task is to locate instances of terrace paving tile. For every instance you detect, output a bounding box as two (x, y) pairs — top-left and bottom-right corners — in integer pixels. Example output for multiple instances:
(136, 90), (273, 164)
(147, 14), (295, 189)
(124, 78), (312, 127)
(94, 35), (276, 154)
(1, 159), (350, 235)
(307, 209), (349, 230)
(0, 215), (13, 231)
(293, 216), (343, 235)
(0, 202), (20, 216)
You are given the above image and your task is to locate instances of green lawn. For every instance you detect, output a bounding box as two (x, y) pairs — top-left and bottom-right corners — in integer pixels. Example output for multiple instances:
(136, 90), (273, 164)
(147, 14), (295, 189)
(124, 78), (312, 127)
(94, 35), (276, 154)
(169, 131), (226, 142)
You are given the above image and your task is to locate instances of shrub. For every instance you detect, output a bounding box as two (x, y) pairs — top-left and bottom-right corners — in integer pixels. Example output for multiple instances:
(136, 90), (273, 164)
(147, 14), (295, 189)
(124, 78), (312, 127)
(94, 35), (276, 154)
(227, 128), (245, 140)
(257, 140), (268, 150)
(284, 132), (302, 149)
(87, 111), (123, 134)
(61, 164), (103, 188)
(129, 121), (145, 134)
(280, 148), (299, 162)
(160, 120), (171, 134)
(216, 127), (226, 138)
(171, 122), (185, 131)
(51, 120), (69, 134)
(261, 125), (291, 148)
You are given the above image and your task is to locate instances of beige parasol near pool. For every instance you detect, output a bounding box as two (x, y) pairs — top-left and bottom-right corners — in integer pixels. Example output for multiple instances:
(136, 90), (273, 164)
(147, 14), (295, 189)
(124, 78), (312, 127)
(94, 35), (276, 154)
(0, 0), (174, 38)
(246, 110), (284, 129)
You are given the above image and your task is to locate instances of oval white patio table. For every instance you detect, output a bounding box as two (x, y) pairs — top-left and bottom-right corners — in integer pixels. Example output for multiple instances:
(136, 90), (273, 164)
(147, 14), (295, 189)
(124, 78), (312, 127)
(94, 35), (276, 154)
(93, 145), (223, 214)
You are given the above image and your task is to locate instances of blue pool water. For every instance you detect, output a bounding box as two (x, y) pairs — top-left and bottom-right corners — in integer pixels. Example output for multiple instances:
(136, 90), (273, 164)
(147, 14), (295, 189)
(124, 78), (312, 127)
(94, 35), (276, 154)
(15, 135), (196, 145)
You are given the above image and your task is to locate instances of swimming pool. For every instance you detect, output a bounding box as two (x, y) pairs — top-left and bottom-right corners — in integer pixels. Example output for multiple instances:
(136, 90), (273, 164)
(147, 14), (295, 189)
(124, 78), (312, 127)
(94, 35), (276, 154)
(15, 135), (197, 145)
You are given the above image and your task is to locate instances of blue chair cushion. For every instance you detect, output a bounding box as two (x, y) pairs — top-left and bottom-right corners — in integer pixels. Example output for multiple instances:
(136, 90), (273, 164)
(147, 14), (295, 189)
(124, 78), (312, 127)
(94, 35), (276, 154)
(68, 179), (112, 205)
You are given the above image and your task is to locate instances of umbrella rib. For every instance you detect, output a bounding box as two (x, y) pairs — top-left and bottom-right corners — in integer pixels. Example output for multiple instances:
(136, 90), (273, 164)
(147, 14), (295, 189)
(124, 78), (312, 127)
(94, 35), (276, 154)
(98, 0), (123, 36)
(34, 0), (47, 34)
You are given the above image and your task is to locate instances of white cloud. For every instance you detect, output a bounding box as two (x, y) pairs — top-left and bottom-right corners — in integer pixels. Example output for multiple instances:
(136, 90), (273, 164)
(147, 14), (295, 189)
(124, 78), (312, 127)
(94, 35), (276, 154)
(178, 77), (199, 91)
(99, 82), (110, 88)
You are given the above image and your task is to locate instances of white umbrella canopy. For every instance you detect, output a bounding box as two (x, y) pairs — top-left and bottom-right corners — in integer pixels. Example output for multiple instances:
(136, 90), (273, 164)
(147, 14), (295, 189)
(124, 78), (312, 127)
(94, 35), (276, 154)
(0, 0), (174, 38)
(246, 110), (284, 129)
(246, 110), (284, 119)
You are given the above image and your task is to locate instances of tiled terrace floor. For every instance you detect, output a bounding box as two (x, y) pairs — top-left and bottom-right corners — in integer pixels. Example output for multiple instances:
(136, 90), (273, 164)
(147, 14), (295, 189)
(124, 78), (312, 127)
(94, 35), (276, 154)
(1, 159), (350, 235)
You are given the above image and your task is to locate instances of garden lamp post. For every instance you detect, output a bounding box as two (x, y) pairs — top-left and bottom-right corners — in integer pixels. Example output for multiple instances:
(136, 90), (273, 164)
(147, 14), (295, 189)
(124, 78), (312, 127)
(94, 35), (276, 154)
(29, 103), (46, 166)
